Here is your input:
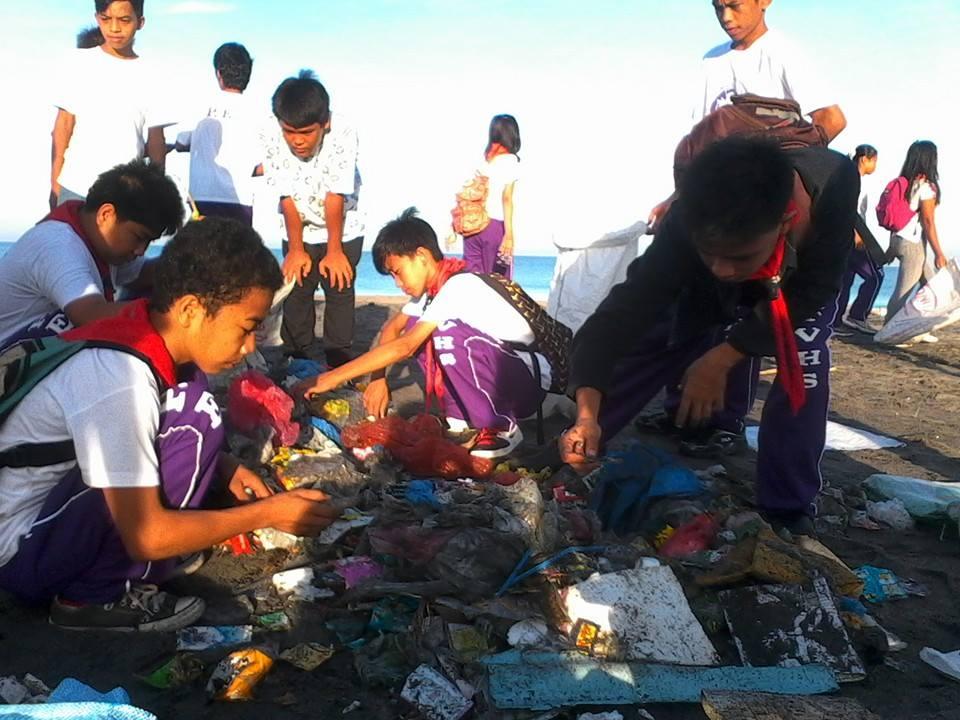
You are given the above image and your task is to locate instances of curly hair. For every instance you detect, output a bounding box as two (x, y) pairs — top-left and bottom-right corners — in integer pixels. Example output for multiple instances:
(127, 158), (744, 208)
(84, 160), (184, 239)
(150, 217), (283, 315)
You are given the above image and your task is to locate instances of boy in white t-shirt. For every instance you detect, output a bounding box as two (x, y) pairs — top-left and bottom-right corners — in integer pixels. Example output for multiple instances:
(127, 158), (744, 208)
(300, 209), (547, 459)
(175, 43), (260, 225)
(51, 0), (172, 207)
(696, 0), (845, 139)
(0, 218), (337, 631)
(262, 70), (364, 368)
(0, 161), (184, 346)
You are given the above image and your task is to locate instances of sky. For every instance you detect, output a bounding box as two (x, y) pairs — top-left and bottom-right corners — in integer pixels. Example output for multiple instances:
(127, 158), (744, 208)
(0, 1), (958, 254)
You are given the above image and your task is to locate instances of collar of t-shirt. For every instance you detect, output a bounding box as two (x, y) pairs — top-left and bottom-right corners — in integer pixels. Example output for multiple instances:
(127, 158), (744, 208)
(42, 201), (115, 301)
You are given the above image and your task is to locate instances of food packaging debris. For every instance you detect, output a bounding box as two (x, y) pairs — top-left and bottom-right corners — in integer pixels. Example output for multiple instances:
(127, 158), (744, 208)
(254, 527), (303, 551)
(206, 648), (274, 701)
(400, 665), (473, 720)
(334, 556), (384, 589)
(507, 619), (550, 648)
(138, 653), (205, 689)
(280, 643), (336, 671)
(272, 567), (336, 601)
(256, 611), (292, 631)
(317, 512), (375, 544)
(176, 625), (254, 652)
(865, 498), (915, 531)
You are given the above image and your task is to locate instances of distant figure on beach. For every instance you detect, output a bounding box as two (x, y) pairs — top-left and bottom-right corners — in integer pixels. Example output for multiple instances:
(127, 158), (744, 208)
(51, 1), (173, 209)
(453, 115), (521, 278)
(0, 219), (337, 631)
(648, 0), (847, 229)
(263, 70), (364, 368)
(563, 137), (858, 536)
(836, 144), (885, 335)
(301, 209), (554, 459)
(0, 161), (183, 347)
(175, 43), (260, 225)
(884, 140), (947, 337)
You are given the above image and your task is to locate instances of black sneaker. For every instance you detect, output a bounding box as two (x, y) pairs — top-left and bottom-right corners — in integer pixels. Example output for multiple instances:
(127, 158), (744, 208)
(470, 426), (522, 459)
(763, 510), (818, 538)
(679, 428), (747, 459)
(50, 584), (205, 632)
(633, 412), (680, 436)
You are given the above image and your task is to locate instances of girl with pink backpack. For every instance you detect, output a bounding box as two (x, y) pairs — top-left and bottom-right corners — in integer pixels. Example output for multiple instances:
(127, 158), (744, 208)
(883, 141), (947, 334)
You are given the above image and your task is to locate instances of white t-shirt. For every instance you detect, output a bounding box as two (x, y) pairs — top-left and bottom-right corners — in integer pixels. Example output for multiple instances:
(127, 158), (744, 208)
(55, 48), (173, 195)
(694, 29), (834, 123)
(402, 273), (551, 389)
(0, 220), (144, 345)
(0, 350), (160, 566)
(261, 114), (364, 244)
(895, 179), (937, 243)
(482, 154), (520, 222)
(177, 91), (261, 206)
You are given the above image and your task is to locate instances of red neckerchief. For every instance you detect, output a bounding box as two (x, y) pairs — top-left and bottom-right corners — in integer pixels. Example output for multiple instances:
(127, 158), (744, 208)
(62, 298), (178, 389)
(485, 143), (512, 162)
(423, 258), (468, 410)
(748, 203), (804, 414)
(43, 201), (115, 301)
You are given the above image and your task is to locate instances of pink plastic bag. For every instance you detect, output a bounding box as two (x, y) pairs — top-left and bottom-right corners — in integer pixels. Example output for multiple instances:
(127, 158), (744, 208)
(659, 514), (718, 558)
(227, 371), (300, 447)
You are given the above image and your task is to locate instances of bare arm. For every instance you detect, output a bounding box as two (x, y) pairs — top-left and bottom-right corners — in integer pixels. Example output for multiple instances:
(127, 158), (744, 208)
(51, 109), (76, 202)
(501, 182), (516, 253)
(809, 105), (847, 143)
(323, 192), (346, 253)
(102, 485), (337, 561)
(64, 295), (128, 327)
(370, 311), (413, 381)
(280, 196), (311, 284)
(919, 198), (948, 269)
(146, 127), (167, 171)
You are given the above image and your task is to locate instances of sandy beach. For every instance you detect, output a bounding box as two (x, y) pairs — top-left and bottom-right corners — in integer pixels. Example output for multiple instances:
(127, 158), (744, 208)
(2, 299), (959, 719)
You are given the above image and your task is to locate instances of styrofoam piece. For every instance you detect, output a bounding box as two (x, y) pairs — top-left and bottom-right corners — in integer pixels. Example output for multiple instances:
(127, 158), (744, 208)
(272, 567), (335, 601)
(562, 566), (719, 665)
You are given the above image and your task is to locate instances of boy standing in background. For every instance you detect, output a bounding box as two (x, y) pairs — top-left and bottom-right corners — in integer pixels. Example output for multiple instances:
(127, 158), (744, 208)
(263, 70), (364, 368)
(51, 0), (172, 208)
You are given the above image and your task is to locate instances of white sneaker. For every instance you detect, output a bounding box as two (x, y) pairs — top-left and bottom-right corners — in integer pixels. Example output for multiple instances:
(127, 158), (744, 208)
(918, 333), (939, 343)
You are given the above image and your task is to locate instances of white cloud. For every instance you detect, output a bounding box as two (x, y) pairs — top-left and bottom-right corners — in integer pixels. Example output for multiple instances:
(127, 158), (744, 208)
(162, 2), (236, 15)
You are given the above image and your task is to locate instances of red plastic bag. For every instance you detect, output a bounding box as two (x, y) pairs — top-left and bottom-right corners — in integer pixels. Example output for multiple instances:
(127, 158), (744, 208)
(659, 513), (718, 558)
(227, 371), (300, 447)
(342, 415), (493, 479)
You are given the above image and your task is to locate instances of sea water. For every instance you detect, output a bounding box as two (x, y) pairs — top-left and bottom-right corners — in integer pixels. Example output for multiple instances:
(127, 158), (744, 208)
(0, 240), (898, 308)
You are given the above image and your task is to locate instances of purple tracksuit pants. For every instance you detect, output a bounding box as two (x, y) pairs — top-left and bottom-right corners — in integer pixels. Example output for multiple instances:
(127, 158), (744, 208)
(411, 319), (543, 432)
(0, 376), (223, 605)
(837, 245), (884, 323)
(463, 220), (513, 278)
(599, 300), (838, 515)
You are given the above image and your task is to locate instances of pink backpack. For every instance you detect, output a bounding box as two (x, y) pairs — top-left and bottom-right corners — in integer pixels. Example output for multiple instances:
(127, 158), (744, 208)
(875, 177), (916, 232)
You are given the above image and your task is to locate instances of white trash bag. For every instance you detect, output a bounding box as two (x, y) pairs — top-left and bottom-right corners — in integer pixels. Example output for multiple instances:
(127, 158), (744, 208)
(875, 259), (960, 345)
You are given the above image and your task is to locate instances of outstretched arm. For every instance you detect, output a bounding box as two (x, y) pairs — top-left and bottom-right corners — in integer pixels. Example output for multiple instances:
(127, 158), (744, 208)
(809, 105), (846, 143)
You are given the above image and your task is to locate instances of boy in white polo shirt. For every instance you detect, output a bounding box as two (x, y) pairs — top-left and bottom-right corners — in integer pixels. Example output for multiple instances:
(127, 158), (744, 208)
(0, 161), (184, 346)
(51, 0), (172, 207)
(175, 43), (260, 225)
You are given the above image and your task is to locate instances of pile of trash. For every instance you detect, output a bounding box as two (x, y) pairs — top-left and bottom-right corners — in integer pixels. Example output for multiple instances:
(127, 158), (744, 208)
(6, 360), (955, 719)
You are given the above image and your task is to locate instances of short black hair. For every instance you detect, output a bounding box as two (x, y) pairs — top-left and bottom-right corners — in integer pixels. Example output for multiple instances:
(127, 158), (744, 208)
(95, 0), (144, 16)
(677, 136), (794, 248)
(272, 69), (330, 127)
(486, 114), (521, 157)
(214, 42), (252, 92)
(84, 160), (185, 239)
(150, 217), (283, 315)
(372, 207), (443, 274)
(76, 25), (104, 48)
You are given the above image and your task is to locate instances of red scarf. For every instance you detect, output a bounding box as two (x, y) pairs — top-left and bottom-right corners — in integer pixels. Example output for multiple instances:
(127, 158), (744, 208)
(485, 142), (512, 163)
(43, 201), (114, 301)
(748, 218), (804, 414)
(423, 258), (468, 410)
(63, 298), (178, 390)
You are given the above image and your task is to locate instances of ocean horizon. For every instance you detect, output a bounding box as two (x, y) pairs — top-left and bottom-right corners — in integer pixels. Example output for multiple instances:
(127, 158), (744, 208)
(0, 240), (900, 309)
